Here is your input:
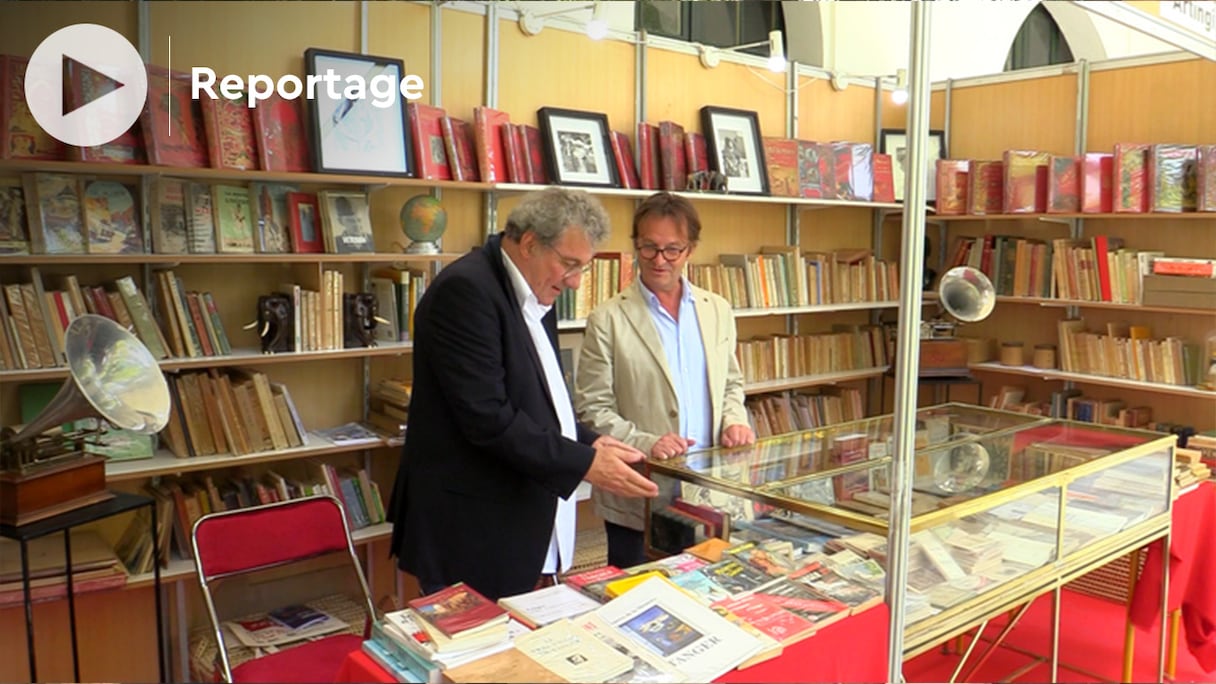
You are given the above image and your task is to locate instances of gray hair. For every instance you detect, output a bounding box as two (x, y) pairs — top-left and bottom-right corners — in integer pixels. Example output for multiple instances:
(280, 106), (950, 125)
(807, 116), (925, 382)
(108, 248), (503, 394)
(503, 187), (610, 247)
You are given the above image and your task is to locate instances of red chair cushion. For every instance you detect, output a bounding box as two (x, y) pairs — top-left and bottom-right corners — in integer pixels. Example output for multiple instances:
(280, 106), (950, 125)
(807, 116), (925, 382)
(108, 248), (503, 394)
(231, 634), (364, 683)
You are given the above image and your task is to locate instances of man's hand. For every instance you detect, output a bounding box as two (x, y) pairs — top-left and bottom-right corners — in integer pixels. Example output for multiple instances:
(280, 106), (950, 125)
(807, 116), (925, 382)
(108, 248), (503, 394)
(650, 433), (696, 460)
(584, 439), (659, 498)
(720, 424), (756, 448)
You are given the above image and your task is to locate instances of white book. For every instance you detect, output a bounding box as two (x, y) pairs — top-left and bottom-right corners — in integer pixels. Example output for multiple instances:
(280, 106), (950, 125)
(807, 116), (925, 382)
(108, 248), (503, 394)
(514, 618), (635, 683)
(574, 613), (686, 683)
(498, 582), (601, 629)
(592, 576), (762, 682)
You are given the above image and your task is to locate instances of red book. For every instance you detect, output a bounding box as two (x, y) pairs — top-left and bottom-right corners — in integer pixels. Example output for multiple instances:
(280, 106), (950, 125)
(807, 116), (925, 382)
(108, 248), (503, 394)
(252, 93), (309, 172)
(816, 143), (837, 199)
(1002, 150), (1050, 213)
(472, 106), (510, 183)
(762, 138), (799, 198)
(637, 123), (661, 190)
(1080, 153), (1113, 213)
(797, 141), (824, 198)
(610, 130), (639, 189)
(1199, 145), (1216, 212)
(141, 65), (209, 168)
(64, 58), (143, 163)
(872, 152), (895, 203)
(0, 55), (66, 160)
(657, 121), (686, 191)
(285, 192), (323, 253)
(500, 122), (527, 183)
(563, 565), (626, 590)
(1113, 142), (1150, 213)
(935, 159), (969, 215)
(407, 102), (451, 181)
(407, 582), (508, 638)
(201, 95), (258, 170)
(831, 142), (854, 200)
(968, 161), (1003, 214)
(684, 131), (709, 175)
(1046, 155), (1080, 213)
(441, 116), (478, 182)
(521, 125), (547, 184)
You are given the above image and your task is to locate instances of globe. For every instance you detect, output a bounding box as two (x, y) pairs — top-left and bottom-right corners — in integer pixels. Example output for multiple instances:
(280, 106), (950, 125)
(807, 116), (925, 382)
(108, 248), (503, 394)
(400, 195), (447, 254)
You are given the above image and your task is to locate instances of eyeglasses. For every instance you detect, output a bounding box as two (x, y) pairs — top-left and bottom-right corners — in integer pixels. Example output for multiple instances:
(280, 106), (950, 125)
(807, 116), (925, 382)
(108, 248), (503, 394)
(544, 243), (593, 278)
(636, 243), (690, 262)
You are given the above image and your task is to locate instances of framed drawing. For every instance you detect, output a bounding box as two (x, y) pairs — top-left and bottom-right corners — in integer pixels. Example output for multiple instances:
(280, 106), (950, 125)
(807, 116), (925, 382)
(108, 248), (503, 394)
(304, 48), (413, 177)
(537, 107), (619, 188)
(699, 106), (769, 195)
(879, 128), (946, 202)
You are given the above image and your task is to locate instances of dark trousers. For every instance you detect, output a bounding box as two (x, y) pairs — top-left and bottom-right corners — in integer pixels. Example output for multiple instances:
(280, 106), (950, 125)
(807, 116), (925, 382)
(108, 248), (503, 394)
(604, 520), (648, 569)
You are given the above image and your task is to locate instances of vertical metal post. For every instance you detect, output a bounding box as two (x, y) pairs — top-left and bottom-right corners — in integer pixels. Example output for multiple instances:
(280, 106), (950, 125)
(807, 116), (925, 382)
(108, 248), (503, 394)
(483, 2), (500, 238)
(886, 3), (933, 679)
(786, 62), (799, 335)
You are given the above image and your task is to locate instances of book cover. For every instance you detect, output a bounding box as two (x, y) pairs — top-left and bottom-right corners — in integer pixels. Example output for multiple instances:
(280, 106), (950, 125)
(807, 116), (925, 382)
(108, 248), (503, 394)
(574, 613), (687, 683)
(637, 123), (661, 190)
(407, 102), (451, 181)
(850, 143), (874, 201)
(185, 182), (217, 253)
(1196, 145), (1216, 212)
(319, 190), (374, 253)
(657, 121), (687, 191)
(872, 152), (895, 203)
(442, 116), (479, 182)
(816, 143), (837, 200)
(500, 122), (526, 183)
(201, 93), (258, 170)
(934, 159), (969, 215)
(830, 142), (854, 200)
(252, 93), (310, 172)
(151, 178), (189, 254)
(24, 172), (85, 254)
(1046, 155), (1080, 213)
(497, 583), (600, 629)
(250, 182), (296, 253)
(64, 57), (143, 163)
(513, 618), (634, 683)
(762, 138), (798, 198)
(796, 141), (824, 199)
(1148, 143), (1198, 213)
(1002, 150), (1050, 213)
(141, 65), (209, 168)
(472, 106), (510, 183)
(1113, 142), (1150, 213)
(286, 191), (323, 253)
(684, 131), (709, 175)
(522, 124), (548, 184)
(711, 593), (817, 646)
(0, 180), (27, 254)
(968, 161), (1004, 214)
(211, 184), (255, 253)
(0, 55), (66, 160)
(1080, 153), (1113, 214)
(82, 179), (142, 254)
(610, 130), (640, 190)
(407, 582), (508, 638)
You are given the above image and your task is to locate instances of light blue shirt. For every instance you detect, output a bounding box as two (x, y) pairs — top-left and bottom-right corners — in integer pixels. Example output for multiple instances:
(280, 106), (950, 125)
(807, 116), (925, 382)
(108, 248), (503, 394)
(639, 278), (713, 450)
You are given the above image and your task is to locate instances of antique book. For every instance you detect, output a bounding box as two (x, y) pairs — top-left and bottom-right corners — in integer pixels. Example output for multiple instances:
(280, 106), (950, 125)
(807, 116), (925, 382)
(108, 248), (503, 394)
(762, 137), (798, 198)
(141, 65), (209, 168)
(935, 159), (969, 215)
(968, 161), (1004, 214)
(1080, 152), (1113, 213)
(0, 55), (66, 160)
(796, 140), (824, 198)
(610, 130), (640, 190)
(1002, 149), (1050, 213)
(150, 178), (189, 254)
(872, 152), (895, 203)
(82, 180), (142, 254)
(498, 583), (601, 630)
(472, 106), (510, 183)
(23, 172), (85, 254)
(684, 131), (709, 176)
(252, 93), (310, 172)
(201, 93), (258, 170)
(1147, 143), (1198, 213)
(657, 121), (686, 192)
(185, 182), (217, 253)
(1046, 155), (1080, 213)
(64, 57), (143, 163)
(1113, 142), (1150, 213)
(1198, 145), (1216, 212)
(521, 124), (549, 184)
(592, 576), (763, 682)
(514, 618), (634, 683)
(636, 122), (661, 190)
(441, 116), (479, 182)
(249, 182), (296, 253)
(407, 102), (452, 181)
(0, 180), (27, 254)
(210, 184), (255, 253)
(318, 189), (374, 254)
(408, 582), (509, 639)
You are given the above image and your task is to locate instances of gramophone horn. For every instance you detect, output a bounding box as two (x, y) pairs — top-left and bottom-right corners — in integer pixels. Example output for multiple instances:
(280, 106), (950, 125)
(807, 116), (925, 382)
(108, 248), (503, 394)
(938, 266), (996, 323)
(6, 314), (171, 444)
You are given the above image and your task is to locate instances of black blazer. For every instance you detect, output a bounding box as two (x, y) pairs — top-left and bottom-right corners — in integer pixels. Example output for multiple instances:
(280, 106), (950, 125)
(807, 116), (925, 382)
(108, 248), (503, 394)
(388, 234), (598, 600)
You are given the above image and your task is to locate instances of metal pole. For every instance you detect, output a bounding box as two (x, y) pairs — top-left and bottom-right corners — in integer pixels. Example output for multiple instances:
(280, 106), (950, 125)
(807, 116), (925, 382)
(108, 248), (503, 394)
(483, 2), (499, 239)
(886, 2), (933, 679)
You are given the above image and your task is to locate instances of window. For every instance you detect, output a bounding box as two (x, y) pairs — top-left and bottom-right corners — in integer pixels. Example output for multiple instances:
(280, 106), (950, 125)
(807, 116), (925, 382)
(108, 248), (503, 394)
(637, 0), (785, 58)
(1005, 4), (1074, 71)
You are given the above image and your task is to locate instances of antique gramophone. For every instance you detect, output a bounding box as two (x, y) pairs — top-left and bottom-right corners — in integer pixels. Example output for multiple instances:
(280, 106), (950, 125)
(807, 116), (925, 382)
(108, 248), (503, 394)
(0, 314), (170, 526)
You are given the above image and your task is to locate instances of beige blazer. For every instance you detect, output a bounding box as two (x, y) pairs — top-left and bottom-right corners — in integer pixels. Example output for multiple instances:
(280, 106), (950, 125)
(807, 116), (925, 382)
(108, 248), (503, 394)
(574, 279), (749, 530)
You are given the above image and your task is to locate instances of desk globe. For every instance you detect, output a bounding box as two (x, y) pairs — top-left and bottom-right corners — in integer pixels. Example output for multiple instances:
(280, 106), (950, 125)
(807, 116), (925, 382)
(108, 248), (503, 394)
(400, 195), (447, 255)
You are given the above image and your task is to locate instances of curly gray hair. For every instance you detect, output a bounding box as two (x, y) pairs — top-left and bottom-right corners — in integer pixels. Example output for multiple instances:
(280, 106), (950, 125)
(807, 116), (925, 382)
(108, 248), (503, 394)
(503, 187), (610, 247)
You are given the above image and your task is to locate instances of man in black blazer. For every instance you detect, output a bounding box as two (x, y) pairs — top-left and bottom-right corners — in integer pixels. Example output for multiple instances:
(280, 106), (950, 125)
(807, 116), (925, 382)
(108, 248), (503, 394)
(388, 188), (658, 601)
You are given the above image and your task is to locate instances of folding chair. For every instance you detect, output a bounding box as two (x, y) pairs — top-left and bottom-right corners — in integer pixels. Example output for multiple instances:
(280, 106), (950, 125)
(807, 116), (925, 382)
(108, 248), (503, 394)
(192, 495), (376, 683)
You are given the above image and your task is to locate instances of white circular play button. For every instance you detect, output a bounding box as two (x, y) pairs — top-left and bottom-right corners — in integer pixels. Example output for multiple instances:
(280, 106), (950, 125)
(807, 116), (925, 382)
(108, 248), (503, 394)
(25, 23), (148, 148)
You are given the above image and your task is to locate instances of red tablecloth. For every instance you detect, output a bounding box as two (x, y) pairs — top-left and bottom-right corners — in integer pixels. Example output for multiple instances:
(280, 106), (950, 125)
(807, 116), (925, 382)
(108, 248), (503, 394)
(337, 602), (890, 683)
(1130, 481), (1216, 673)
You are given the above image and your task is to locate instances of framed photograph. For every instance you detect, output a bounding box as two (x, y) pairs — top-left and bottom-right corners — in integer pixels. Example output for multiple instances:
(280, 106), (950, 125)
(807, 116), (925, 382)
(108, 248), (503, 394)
(304, 48), (413, 177)
(537, 107), (619, 188)
(879, 128), (946, 202)
(285, 191), (323, 253)
(699, 106), (769, 195)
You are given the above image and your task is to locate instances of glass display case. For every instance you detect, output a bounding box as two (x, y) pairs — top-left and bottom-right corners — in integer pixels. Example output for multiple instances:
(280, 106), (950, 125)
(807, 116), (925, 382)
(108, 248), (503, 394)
(644, 403), (1175, 656)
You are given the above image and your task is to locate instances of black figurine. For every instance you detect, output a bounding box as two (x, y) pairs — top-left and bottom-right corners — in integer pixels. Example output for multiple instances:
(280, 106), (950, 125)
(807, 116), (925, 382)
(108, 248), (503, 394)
(343, 292), (389, 348)
(244, 293), (293, 354)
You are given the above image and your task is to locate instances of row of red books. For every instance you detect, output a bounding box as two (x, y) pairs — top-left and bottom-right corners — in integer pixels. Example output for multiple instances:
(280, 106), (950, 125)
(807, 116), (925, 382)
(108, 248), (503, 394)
(935, 143), (1216, 215)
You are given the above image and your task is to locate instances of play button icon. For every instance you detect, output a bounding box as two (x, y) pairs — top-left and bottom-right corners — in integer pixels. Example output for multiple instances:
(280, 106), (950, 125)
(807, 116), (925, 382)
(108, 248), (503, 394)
(25, 23), (147, 148)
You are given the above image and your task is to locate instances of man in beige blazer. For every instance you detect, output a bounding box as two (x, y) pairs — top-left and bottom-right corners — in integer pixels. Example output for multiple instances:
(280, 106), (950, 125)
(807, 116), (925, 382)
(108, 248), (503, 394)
(574, 192), (754, 568)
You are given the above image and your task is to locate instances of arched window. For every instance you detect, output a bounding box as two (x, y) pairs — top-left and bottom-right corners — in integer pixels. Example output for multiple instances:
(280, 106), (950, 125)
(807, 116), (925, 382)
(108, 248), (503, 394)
(1005, 4), (1075, 71)
(637, 0), (785, 59)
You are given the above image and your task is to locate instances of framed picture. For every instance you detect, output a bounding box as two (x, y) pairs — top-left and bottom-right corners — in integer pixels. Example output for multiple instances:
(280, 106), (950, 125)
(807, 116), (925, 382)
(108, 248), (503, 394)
(304, 48), (413, 177)
(879, 128), (946, 202)
(537, 107), (619, 188)
(699, 106), (769, 195)
(285, 191), (323, 253)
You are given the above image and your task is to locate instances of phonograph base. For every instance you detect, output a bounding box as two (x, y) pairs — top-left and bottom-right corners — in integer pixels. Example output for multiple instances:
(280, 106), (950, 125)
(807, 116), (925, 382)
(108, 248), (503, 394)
(0, 455), (112, 527)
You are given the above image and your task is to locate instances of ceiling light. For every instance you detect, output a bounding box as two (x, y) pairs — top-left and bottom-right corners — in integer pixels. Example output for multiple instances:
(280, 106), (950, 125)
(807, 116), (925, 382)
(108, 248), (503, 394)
(585, 2), (607, 40)
(891, 68), (909, 105)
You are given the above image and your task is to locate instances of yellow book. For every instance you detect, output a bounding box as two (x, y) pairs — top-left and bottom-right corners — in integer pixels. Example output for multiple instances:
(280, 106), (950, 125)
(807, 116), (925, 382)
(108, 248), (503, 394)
(604, 570), (671, 599)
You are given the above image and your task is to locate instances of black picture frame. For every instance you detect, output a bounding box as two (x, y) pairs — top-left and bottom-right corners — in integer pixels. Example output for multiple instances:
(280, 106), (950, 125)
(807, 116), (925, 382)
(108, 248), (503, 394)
(304, 47), (414, 177)
(537, 107), (619, 188)
(700, 106), (769, 195)
(879, 128), (946, 202)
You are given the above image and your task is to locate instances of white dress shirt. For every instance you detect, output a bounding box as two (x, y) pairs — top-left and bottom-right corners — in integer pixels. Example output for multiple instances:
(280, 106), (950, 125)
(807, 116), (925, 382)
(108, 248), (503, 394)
(501, 249), (579, 574)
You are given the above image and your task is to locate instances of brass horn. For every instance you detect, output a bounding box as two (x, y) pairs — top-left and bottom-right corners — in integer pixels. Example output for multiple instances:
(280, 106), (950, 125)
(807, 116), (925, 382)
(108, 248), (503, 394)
(3, 314), (171, 460)
(937, 266), (996, 323)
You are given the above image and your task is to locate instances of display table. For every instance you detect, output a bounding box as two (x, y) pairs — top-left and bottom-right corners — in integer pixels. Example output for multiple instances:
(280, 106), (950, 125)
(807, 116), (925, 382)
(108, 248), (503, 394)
(336, 603), (889, 683)
(1131, 481), (1216, 673)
